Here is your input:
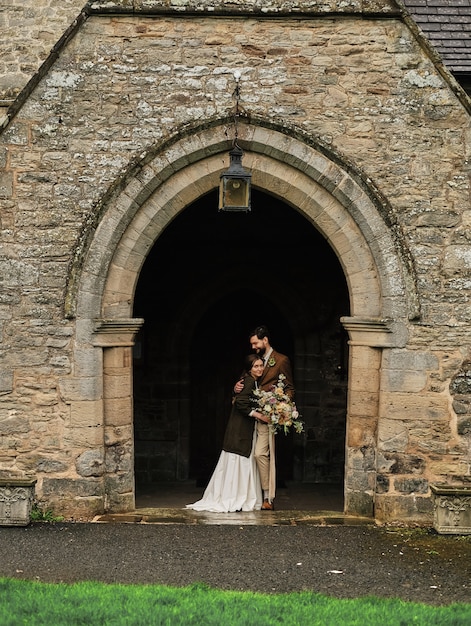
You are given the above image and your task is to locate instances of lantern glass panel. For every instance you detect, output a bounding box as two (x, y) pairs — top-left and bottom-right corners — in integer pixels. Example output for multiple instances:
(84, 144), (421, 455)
(219, 177), (250, 211)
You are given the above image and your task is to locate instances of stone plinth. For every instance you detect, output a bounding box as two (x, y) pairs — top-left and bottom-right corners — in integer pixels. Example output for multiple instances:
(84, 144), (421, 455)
(0, 479), (37, 526)
(431, 484), (471, 535)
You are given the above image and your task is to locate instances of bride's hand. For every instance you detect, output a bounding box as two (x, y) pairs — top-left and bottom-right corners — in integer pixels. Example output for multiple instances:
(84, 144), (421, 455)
(254, 412), (268, 423)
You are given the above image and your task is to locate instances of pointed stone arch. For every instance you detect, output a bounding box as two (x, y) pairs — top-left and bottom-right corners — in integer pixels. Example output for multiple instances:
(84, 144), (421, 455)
(68, 119), (416, 515)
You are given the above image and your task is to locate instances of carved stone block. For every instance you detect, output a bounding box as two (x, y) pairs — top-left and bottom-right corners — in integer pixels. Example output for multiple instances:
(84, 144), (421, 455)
(431, 484), (471, 535)
(0, 479), (36, 526)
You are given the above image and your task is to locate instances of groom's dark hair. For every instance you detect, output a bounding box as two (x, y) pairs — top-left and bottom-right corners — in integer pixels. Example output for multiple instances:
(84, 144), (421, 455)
(250, 325), (271, 342)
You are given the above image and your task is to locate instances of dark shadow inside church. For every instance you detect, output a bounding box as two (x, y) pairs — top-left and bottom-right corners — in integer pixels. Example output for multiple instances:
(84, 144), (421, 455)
(132, 188), (349, 511)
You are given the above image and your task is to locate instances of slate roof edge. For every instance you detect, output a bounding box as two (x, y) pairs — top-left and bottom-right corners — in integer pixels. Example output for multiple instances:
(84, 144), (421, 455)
(394, 0), (471, 114)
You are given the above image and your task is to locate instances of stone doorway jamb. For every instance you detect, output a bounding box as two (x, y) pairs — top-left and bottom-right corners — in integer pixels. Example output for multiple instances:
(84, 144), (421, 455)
(341, 316), (408, 517)
(92, 318), (144, 512)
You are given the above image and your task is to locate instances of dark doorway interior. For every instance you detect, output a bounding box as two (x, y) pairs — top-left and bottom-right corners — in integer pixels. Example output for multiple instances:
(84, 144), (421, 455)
(133, 188), (349, 503)
(189, 290), (295, 486)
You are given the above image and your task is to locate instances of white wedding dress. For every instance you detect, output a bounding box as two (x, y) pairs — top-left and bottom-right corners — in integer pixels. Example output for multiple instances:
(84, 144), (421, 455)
(186, 428), (262, 512)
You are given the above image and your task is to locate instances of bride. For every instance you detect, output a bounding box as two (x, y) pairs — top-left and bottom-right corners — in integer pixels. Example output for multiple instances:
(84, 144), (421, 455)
(186, 353), (267, 512)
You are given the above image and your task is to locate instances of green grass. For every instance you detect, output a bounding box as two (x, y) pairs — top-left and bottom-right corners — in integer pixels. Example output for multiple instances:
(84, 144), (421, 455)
(29, 504), (64, 523)
(0, 578), (470, 625)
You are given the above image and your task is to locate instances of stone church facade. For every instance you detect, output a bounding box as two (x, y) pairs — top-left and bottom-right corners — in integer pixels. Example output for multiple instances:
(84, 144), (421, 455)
(1, 0), (470, 523)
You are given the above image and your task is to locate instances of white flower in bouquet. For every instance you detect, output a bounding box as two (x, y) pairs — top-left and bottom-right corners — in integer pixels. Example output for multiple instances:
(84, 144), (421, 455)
(253, 374), (304, 435)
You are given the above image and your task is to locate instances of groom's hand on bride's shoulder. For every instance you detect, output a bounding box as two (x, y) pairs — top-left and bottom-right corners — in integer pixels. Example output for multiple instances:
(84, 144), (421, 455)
(234, 378), (244, 394)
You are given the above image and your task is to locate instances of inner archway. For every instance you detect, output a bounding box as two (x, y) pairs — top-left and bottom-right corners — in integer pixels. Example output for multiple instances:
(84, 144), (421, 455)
(133, 188), (349, 506)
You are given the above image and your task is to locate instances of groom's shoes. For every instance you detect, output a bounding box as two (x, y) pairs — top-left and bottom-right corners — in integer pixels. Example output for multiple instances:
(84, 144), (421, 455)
(261, 499), (274, 511)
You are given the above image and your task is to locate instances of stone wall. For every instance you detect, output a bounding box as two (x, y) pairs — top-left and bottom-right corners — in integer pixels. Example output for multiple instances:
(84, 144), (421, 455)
(1, 0), (471, 521)
(0, 0), (85, 102)
(0, 0), (400, 104)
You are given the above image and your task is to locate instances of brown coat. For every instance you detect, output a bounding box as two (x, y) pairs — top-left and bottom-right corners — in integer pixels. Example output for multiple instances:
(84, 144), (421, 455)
(259, 349), (295, 399)
(222, 374), (257, 458)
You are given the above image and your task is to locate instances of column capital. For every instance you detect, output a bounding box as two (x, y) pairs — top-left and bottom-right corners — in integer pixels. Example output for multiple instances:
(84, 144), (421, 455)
(340, 316), (408, 348)
(92, 318), (145, 347)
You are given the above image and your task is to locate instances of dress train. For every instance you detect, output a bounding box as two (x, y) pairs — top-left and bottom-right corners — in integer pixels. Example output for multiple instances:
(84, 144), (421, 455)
(186, 428), (262, 513)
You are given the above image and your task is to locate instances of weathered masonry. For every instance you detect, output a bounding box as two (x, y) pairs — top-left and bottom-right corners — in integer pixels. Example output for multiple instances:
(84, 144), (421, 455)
(0, 0), (471, 523)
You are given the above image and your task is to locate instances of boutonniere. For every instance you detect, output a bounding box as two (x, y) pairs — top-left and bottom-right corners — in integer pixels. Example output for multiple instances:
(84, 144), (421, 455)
(268, 357), (276, 367)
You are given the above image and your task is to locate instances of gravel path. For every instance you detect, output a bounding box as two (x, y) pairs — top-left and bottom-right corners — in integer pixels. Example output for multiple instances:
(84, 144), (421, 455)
(0, 522), (470, 606)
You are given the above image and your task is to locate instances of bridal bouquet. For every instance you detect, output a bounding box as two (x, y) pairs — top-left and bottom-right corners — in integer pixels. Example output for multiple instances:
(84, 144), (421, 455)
(253, 373), (304, 435)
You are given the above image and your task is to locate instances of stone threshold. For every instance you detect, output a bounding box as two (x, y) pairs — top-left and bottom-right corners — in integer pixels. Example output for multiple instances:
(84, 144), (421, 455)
(92, 508), (374, 526)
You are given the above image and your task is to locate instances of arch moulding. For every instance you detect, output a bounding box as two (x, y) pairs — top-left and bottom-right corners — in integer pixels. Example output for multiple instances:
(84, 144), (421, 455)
(71, 121), (415, 517)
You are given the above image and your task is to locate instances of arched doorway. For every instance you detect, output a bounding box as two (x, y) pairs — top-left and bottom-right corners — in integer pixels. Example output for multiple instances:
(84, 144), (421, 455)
(70, 121), (413, 516)
(132, 188), (349, 504)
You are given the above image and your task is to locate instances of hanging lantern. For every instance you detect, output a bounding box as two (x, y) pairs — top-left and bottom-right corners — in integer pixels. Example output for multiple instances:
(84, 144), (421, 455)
(218, 71), (251, 212)
(218, 143), (251, 212)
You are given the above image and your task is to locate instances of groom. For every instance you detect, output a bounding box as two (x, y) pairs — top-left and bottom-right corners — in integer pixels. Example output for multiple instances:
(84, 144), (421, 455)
(235, 325), (295, 510)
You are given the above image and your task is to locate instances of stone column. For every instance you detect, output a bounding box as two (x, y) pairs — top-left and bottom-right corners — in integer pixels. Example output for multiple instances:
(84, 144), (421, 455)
(341, 317), (407, 518)
(93, 319), (144, 512)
